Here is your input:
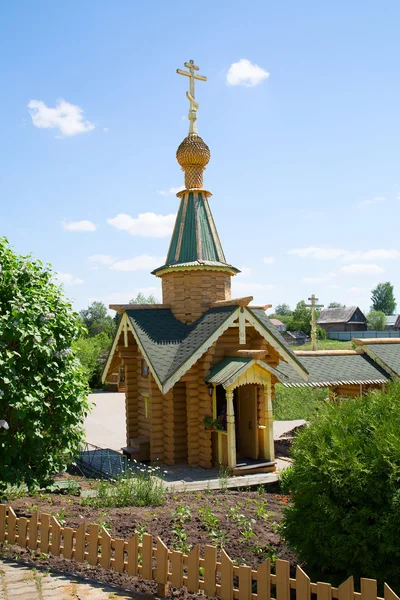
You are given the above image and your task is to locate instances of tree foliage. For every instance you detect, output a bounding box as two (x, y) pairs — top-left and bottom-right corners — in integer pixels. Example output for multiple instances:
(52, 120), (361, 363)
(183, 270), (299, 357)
(129, 292), (158, 304)
(0, 238), (89, 489)
(274, 303), (292, 316)
(79, 301), (115, 337)
(72, 332), (111, 389)
(367, 310), (387, 331)
(328, 302), (345, 309)
(281, 383), (400, 588)
(371, 282), (396, 315)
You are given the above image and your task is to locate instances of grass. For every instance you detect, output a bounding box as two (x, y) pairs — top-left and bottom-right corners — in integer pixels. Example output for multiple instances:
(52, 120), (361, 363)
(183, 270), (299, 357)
(274, 385), (328, 420)
(299, 339), (354, 350)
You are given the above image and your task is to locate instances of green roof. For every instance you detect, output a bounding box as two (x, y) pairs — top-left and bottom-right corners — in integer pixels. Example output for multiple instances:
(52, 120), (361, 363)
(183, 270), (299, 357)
(205, 356), (288, 388)
(152, 191), (239, 275)
(364, 343), (400, 377)
(277, 353), (391, 388)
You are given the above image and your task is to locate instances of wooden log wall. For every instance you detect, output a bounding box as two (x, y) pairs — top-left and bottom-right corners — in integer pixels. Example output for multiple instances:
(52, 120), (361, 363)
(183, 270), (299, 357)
(136, 353), (151, 440)
(150, 375), (165, 463)
(173, 382), (188, 462)
(118, 334), (140, 446)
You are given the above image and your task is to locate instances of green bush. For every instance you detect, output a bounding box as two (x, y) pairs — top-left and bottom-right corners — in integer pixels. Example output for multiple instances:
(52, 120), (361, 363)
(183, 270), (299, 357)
(0, 238), (89, 491)
(274, 385), (327, 420)
(73, 332), (111, 388)
(281, 383), (400, 589)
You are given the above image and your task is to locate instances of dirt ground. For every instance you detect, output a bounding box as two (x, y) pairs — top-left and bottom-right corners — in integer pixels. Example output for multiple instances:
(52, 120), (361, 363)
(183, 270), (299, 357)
(3, 488), (299, 597)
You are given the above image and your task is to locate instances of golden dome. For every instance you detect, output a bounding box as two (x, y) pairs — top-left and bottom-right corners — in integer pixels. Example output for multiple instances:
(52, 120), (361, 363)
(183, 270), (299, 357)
(176, 133), (210, 189)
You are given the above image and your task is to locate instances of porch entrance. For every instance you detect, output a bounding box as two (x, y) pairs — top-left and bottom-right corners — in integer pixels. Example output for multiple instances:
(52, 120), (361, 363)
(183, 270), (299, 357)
(235, 385), (258, 460)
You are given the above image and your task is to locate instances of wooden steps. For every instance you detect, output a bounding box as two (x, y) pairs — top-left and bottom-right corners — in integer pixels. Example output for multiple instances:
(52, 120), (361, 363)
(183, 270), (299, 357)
(232, 461), (276, 476)
(122, 436), (150, 461)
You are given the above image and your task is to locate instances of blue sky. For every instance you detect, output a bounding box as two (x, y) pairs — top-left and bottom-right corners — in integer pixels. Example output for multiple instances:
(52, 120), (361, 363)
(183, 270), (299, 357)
(1, 1), (400, 314)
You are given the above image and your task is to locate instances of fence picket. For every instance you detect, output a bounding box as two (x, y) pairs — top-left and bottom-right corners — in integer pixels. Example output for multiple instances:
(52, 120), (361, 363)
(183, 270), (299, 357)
(62, 527), (74, 560)
(220, 550), (233, 600)
(187, 545), (200, 593)
(239, 565), (252, 600)
(317, 581), (332, 600)
(113, 538), (125, 573)
(361, 578), (378, 600)
(0, 505), (6, 542)
(126, 533), (139, 576)
(276, 559), (290, 600)
(40, 513), (50, 554)
(88, 524), (99, 566)
(18, 517), (28, 547)
(257, 558), (271, 600)
(204, 545), (217, 598)
(296, 565), (310, 600)
(156, 537), (169, 598)
(171, 550), (184, 589)
(100, 527), (111, 570)
(50, 517), (61, 556)
(28, 511), (38, 550)
(7, 506), (17, 544)
(385, 583), (400, 600)
(338, 577), (354, 600)
(75, 522), (86, 562)
(142, 533), (153, 580)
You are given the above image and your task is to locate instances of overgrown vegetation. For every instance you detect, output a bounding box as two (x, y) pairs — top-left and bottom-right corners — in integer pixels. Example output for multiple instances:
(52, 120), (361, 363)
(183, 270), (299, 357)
(273, 385), (327, 420)
(281, 383), (400, 588)
(0, 238), (89, 491)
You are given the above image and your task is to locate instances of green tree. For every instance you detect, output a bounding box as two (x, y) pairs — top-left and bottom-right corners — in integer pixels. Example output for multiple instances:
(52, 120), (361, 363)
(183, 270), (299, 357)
(367, 310), (387, 331)
(129, 292), (159, 304)
(286, 301), (316, 335)
(72, 332), (111, 388)
(371, 282), (396, 315)
(274, 303), (292, 316)
(79, 301), (115, 337)
(281, 383), (400, 588)
(0, 238), (89, 490)
(328, 302), (345, 309)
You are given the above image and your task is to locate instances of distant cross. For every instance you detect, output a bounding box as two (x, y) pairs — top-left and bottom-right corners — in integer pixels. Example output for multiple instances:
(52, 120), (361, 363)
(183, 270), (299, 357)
(305, 294), (324, 351)
(177, 60), (207, 134)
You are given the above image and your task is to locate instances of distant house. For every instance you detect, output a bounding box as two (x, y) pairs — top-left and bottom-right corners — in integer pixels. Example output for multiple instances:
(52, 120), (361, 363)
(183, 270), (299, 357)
(283, 331), (309, 346)
(395, 316), (400, 330)
(317, 306), (367, 333)
(270, 318), (286, 331)
(386, 315), (399, 330)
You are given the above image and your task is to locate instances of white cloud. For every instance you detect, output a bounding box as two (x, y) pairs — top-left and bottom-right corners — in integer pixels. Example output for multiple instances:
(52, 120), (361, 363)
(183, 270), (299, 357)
(339, 264), (384, 275)
(107, 212), (176, 237)
(55, 272), (84, 285)
(28, 99), (95, 137)
(348, 287), (364, 293)
(288, 246), (347, 260)
(63, 220), (97, 232)
(263, 256), (276, 264)
(88, 254), (114, 266)
(226, 59), (269, 87)
(103, 127), (109, 132)
(302, 272), (336, 283)
(110, 255), (165, 272)
(157, 186), (184, 196)
(355, 196), (385, 208)
(343, 249), (400, 262)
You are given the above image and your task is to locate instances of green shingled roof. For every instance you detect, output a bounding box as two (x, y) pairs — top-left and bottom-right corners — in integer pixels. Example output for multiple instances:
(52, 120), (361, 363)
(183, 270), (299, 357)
(363, 343), (400, 377)
(205, 356), (288, 388)
(152, 191), (239, 275)
(277, 353), (391, 388)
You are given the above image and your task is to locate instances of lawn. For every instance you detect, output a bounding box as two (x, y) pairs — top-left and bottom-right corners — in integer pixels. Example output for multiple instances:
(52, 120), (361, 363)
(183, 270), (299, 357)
(298, 339), (354, 350)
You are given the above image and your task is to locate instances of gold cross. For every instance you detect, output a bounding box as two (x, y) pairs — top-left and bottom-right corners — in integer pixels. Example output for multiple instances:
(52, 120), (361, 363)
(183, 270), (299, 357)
(177, 60), (207, 134)
(305, 294), (324, 351)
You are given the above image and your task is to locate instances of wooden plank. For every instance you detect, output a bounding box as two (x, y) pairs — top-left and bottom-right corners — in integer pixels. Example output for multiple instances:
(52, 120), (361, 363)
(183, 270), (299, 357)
(18, 517), (28, 548)
(141, 533), (153, 580)
(28, 511), (38, 550)
(126, 533), (139, 576)
(7, 507), (17, 544)
(50, 517), (61, 556)
(187, 545), (200, 593)
(171, 550), (184, 589)
(156, 537), (169, 598)
(384, 583), (400, 600)
(0, 505), (6, 543)
(62, 527), (74, 560)
(239, 565), (252, 600)
(39, 513), (50, 554)
(338, 577), (354, 600)
(317, 581), (332, 600)
(220, 550), (234, 600)
(296, 566), (310, 600)
(113, 538), (125, 573)
(100, 527), (111, 569)
(361, 579), (377, 600)
(275, 560), (290, 600)
(75, 523), (86, 563)
(204, 545), (217, 597)
(88, 524), (99, 566)
(257, 558), (271, 600)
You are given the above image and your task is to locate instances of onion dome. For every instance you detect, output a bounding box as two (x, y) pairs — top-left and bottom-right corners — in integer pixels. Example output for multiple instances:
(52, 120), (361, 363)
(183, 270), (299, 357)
(176, 133), (210, 189)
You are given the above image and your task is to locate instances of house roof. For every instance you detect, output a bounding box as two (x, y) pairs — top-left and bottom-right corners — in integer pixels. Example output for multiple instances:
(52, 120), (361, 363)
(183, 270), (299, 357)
(361, 343), (400, 378)
(205, 356), (288, 389)
(386, 315), (398, 327)
(270, 318), (285, 327)
(278, 353), (390, 388)
(317, 306), (365, 324)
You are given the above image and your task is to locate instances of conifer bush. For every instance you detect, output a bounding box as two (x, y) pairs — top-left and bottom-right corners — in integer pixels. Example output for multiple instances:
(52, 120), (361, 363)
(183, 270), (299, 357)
(0, 238), (89, 490)
(281, 383), (400, 589)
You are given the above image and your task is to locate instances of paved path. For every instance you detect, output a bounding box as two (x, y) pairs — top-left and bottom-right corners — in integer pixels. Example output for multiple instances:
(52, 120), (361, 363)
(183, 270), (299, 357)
(0, 559), (142, 599)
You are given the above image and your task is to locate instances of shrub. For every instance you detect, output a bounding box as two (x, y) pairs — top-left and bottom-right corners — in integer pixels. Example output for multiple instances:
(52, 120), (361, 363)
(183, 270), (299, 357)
(86, 466), (166, 507)
(0, 238), (89, 491)
(73, 332), (111, 388)
(281, 383), (400, 589)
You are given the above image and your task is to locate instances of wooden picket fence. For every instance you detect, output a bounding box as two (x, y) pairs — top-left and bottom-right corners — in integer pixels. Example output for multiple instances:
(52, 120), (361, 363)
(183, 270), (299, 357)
(0, 505), (398, 600)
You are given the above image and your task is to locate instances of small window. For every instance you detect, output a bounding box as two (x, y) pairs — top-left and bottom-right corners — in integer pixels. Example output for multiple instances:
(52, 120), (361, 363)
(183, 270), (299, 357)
(141, 360), (149, 377)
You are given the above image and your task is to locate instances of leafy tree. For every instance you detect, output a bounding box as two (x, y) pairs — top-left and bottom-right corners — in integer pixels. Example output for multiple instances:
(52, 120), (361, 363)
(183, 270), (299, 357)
(129, 292), (159, 304)
(72, 332), (111, 389)
(328, 302), (345, 309)
(367, 310), (387, 331)
(281, 383), (400, 588)
(274, 303), (292, 316)
(371, 282), (396, 315)
(79, 301), (115, 337)
(0, 238), (89, 490)
(286, 301), (316, 335)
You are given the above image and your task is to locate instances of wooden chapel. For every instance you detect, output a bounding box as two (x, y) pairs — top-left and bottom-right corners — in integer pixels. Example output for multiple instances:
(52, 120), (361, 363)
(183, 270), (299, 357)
(103, 60), (308, 474)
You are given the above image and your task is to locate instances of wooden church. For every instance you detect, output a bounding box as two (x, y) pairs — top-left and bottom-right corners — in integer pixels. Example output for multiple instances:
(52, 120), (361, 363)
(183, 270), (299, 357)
(103, 60), (308, 474)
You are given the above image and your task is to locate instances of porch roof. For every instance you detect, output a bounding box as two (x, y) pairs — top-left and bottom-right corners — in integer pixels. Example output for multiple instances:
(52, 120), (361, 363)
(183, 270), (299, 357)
(205, 356), (288, 389)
